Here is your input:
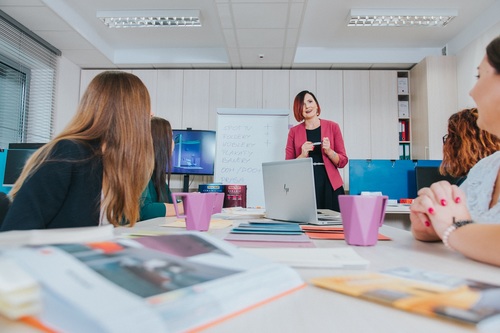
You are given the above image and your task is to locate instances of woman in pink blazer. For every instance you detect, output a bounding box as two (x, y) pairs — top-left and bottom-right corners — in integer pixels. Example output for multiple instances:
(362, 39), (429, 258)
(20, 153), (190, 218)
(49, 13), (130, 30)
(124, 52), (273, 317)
(285, 90), (348, 211)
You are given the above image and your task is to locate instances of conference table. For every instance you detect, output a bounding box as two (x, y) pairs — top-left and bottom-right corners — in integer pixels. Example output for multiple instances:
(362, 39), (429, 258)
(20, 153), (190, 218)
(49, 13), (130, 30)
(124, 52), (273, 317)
(117, 216), (498, 333)
(2, 214), (499, 333)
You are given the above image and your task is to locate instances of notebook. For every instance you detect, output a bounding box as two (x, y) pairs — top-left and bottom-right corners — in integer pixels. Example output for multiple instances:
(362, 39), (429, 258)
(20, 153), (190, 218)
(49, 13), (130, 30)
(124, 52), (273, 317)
(261, 158), (342, 225)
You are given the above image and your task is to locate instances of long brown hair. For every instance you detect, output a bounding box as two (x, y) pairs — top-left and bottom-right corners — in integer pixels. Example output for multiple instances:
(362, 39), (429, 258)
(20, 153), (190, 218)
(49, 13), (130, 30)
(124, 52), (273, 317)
(150, 117), (172, 202)
(10, 71), (154, 226)
(440, 108), (500, 177)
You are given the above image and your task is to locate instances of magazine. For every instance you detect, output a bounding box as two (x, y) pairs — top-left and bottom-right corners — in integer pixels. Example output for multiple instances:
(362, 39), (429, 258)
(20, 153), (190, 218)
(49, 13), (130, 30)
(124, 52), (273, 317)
(311, 267), (500, 329)
(2, 232), (305, 333)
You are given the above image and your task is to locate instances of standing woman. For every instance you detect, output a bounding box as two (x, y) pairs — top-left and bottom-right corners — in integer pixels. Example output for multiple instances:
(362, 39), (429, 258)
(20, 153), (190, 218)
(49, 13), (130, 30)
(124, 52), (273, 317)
(1, 71), (154, 230)
(286, 90), (348, 211)
(140, 117), (183, 220)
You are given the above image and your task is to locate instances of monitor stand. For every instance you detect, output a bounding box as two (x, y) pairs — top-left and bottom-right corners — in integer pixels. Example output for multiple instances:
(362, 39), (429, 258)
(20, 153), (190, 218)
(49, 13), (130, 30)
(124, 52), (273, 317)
(183, 174), (190, 193)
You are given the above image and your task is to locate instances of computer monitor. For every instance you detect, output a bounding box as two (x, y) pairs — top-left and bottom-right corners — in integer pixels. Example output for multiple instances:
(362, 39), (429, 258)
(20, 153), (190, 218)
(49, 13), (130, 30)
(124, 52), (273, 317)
(414, 166), (462, 192)
(171, 129), (216, 176)
(3, 143), (45, 186)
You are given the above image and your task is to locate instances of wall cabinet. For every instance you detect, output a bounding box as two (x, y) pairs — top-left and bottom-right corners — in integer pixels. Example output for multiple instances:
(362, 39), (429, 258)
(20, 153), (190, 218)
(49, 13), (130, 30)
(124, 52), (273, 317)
(410, 56), (457, 160)
(397, 71), (411, 159)
(80, 68), (404, 191)
(370, 70), (399, 160)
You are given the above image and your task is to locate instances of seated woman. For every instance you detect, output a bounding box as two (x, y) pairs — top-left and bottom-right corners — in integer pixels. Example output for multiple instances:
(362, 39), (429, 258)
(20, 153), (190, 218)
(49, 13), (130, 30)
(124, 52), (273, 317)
(410, 35), (500, 267)
(140, 117), (183, 220)
(412, 107), (500, 242)
(1, 71), (153, 230)
(440, 108), (500, 185)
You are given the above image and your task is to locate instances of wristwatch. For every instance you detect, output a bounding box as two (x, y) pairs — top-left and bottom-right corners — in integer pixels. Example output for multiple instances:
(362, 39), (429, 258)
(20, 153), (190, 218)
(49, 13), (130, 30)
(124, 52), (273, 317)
(453, 219), (474, 228)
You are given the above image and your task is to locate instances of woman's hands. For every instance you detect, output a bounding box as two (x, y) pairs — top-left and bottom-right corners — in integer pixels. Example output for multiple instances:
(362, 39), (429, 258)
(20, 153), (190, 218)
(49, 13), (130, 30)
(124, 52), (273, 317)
(410, 181), (471, 240)
(300, 141), (315, 158)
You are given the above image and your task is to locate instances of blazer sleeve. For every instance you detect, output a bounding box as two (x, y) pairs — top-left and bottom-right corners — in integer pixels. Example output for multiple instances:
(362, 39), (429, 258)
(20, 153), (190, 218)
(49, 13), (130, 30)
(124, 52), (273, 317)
(285, 127), (296, 159)
(332, 122), (348, 168)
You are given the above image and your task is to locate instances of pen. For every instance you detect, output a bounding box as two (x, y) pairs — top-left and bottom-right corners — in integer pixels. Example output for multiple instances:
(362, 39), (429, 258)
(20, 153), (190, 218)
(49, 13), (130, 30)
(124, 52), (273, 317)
(312, 142), (322, 146)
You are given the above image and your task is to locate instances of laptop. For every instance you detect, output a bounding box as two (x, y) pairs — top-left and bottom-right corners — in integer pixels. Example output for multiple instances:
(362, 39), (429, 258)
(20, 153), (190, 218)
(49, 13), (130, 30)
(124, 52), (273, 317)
(261, 158), (342, 225)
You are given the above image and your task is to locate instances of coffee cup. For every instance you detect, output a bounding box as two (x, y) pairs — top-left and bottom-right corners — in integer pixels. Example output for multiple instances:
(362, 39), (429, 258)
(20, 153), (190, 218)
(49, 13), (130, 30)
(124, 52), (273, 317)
(338, 194), (388, 246)
(171, 192), (224, 231)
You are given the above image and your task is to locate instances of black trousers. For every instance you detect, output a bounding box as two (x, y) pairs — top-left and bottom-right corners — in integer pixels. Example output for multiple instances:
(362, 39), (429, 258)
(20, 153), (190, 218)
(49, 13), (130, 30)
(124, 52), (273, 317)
(313, 165), (345, 212)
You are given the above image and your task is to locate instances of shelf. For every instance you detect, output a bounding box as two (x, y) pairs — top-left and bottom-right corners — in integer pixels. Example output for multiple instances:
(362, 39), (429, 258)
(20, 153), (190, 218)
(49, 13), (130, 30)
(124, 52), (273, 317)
(397, 71), (411, 160)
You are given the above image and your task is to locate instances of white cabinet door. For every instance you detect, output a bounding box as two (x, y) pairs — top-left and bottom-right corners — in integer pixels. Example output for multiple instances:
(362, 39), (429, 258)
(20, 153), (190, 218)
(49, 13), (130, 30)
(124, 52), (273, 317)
(156, 70), (184, 129)
(182, 70), (210, 130)
(370, 71), (399, 159)
(343, 71), (371, 159)
(236, 70), (263, 108)
(209, 70), (236, 130)
(263, 70), (290, 110)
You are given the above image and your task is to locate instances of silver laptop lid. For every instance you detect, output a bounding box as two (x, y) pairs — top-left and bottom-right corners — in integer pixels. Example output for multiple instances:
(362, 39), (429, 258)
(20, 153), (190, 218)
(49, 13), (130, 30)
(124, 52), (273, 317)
(262, 158), (318, 223)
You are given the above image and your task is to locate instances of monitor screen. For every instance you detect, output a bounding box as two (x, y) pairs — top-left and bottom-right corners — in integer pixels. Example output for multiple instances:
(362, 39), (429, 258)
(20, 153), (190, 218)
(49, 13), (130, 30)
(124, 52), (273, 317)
(3, 148), (40, 186)
(415, 166), (461, 192)
(171, 130), (216, 175)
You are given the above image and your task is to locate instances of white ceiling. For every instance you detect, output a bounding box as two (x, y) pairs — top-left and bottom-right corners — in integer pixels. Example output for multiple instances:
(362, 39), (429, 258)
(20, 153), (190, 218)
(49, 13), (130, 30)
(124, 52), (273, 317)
(1, 0), (499, 70)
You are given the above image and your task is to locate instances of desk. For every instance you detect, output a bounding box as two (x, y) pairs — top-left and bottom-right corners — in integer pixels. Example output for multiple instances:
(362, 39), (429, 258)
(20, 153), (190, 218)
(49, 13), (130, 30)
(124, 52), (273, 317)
(3, 217), (499, 333)
(115, 217), (497, 333)
(384, 204), (411, 230)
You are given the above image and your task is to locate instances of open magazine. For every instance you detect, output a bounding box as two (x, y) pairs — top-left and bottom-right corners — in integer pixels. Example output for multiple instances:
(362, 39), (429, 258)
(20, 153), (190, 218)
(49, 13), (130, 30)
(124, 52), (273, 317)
(2, 232), (305, 333)
(312, 267), (500, 330)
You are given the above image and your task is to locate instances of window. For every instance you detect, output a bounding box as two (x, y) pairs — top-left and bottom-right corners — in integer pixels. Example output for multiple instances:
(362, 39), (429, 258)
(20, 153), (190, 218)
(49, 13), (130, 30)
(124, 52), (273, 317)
(0, 56), (29, 145)
(0, 10), (60, 148)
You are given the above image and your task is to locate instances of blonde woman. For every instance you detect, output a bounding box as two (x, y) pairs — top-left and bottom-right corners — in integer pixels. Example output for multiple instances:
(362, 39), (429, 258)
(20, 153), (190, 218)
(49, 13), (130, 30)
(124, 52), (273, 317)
(1, 71), (154, 230)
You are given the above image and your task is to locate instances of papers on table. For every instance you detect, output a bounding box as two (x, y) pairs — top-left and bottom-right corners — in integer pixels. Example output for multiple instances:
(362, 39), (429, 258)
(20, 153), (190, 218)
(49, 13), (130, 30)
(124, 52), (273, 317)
(231, 222), (303, 234)
(244, 248), (369, 269)
(301, 225), (391, 241)
(161, 218), (233, 230)
(215, 207), (266, 220)
(0, 225), (114, 247)
(225, 221), (315, 248)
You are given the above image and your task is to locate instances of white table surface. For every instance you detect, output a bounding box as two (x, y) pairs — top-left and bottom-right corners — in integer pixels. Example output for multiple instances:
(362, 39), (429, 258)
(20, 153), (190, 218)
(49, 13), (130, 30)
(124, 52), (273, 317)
(3, 216), (499, 333)
(115, 217), (499, 333)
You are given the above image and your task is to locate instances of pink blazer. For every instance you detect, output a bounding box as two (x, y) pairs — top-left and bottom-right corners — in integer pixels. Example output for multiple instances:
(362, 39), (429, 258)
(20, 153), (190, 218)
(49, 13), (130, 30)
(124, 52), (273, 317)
(285, 119), (348, 190)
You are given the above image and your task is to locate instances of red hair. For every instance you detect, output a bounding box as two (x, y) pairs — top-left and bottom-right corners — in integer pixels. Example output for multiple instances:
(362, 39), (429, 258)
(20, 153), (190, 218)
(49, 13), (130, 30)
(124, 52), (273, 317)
(292, 90), (321, 122)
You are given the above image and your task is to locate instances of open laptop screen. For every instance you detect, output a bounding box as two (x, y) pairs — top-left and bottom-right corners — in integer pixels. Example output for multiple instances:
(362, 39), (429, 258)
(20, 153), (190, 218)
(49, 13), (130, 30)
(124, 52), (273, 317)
(262, 158), (319, 224)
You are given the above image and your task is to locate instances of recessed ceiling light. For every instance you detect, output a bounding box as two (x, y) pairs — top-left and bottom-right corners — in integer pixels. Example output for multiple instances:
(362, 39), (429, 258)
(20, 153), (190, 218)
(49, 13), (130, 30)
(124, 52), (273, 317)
(348, 9), (457, 27)
(96, 10), (201, 28)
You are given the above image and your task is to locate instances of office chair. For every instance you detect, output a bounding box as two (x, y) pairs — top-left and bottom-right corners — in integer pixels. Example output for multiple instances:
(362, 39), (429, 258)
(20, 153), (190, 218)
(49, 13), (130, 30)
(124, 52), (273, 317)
(0, 192), (10, 227)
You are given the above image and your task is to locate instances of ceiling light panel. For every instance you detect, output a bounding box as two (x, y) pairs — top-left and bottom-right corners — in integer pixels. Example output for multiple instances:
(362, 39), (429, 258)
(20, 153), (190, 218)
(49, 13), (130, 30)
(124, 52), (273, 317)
(97, 10), (201, 28)
(348, 9), (457, 27)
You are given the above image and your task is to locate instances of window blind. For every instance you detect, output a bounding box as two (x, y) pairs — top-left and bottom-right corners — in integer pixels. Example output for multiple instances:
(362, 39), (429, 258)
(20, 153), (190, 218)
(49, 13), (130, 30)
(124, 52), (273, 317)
(0, 10), (60, 148)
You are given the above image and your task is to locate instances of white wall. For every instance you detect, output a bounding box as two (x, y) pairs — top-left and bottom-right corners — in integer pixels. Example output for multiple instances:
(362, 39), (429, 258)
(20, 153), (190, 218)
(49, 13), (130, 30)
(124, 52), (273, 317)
(53, 55), (81, 136)
(456, 22), (500, 109)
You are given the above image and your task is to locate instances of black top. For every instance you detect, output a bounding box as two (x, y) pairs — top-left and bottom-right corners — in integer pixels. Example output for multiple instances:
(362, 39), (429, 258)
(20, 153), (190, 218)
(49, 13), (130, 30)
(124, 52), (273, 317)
(306, 126), (322, 163)
(1, 139), (103, 231)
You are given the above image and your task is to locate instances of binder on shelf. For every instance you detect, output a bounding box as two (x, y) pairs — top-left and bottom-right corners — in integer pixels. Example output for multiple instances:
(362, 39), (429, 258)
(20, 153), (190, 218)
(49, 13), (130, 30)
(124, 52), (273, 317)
(398, 120), (409, 142)
(399, 143), (410, 160)
(398, 101), (409, 118)
(404, 143), (410, 160)
(397, 77), (409, 94)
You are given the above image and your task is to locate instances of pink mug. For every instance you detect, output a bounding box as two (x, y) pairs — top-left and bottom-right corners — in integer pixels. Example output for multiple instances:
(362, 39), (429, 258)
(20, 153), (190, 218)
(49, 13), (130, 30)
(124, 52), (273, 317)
(338, 195), (388, 246)
(171, 192), (224, 231)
